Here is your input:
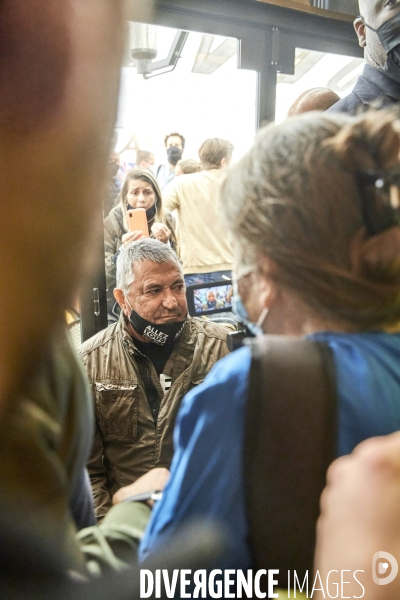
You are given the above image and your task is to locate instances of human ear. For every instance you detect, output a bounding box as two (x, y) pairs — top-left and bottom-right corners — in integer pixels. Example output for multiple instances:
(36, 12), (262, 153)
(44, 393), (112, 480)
(354, 17), (366, 48)
(257, 276), (276, 313)
(256, 256), (277, 311)
(220, 157), (229, 168)
(114, 288), (130, 317)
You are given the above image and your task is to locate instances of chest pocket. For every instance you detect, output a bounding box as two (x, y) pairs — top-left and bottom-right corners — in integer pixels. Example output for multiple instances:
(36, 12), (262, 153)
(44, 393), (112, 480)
(96, 386), (139, 442)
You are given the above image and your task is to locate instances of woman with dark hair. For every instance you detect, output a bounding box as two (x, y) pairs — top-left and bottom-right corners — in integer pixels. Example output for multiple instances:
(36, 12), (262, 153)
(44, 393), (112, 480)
(104, 167), (177, 322)
(140, 111), (400, 571)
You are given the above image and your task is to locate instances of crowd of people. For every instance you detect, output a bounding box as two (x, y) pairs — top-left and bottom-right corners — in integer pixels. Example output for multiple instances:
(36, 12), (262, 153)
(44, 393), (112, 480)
(2, 0), (400, 599)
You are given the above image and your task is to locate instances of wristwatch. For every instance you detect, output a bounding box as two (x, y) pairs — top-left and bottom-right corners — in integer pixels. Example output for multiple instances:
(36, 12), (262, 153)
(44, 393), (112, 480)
(122, 490), (163, 504)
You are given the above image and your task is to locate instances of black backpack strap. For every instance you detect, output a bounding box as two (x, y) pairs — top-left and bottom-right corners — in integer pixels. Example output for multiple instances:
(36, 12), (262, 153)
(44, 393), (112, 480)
(244, 335), (337, 589)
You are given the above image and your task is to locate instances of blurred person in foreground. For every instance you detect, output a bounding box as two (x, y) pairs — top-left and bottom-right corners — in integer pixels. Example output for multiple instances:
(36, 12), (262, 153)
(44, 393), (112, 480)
(0, 0), (175, 594)
(82, 239), (229, 521)
(140, 111), (400, 571)
(329, 0), (400, 113)
(104, 167), (177, 323)
(163, 138), (234, 286)
(0, 0), (123, 571)
(314, 431), (400, 599)
(104, 150), (122, 217)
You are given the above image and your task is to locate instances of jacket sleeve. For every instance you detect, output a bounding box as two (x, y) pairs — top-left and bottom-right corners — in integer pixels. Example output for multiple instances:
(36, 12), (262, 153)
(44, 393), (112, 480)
(87, 418), (113, 521)
(103, 213), (120, 290)
(163, 181), (180, 212)
(77, 501), (151, 575)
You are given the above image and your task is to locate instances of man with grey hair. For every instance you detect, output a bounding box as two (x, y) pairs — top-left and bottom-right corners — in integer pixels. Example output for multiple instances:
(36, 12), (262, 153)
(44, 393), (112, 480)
(81, 238), (229, 520)
(328, 0), (400, 113)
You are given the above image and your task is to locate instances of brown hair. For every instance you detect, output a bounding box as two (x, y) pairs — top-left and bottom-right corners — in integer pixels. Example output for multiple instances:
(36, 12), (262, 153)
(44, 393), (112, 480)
(221, 111), (400, 330)
(118, 167), (165, 231)
(136, 150), (154, 165)
(199, 138), (234, 170)
(164, 132), (185, 149)
(176, 158), (202, 174)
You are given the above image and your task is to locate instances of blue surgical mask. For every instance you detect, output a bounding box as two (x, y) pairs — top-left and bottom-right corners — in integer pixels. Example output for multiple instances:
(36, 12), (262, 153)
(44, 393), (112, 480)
(232, 276), (268, 337)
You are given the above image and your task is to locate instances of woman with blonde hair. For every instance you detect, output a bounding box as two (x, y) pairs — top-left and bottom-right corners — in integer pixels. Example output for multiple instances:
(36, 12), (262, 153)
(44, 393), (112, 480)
(140, 111), (400, 571)
(104, 167), (177, 322)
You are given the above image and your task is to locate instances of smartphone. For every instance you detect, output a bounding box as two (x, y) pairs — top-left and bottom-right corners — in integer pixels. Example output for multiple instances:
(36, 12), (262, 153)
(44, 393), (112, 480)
(127, 208), (149, 237)
(186, 280), (233, 317)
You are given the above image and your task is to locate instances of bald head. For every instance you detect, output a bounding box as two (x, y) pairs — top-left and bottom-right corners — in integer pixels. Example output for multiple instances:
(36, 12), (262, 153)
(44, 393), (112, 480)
(355, 0), (400, 69)
(287, 88), (341, 116)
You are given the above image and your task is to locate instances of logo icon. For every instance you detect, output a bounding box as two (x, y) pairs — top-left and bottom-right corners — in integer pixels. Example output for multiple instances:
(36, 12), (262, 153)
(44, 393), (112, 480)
(372, 552), (398, 586)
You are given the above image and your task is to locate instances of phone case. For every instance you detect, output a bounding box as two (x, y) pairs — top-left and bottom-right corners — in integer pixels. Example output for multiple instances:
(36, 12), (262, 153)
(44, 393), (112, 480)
(127, 208), (150, 237)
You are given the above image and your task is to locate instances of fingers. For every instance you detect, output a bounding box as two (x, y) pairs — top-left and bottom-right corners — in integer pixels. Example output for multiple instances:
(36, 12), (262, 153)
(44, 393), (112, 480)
(315, 433), (400, 598)
(151, 223), (171, 242)
(121, 231), (145, 245)
(151, 223), (168, 235)
(112, 468), (170, 505)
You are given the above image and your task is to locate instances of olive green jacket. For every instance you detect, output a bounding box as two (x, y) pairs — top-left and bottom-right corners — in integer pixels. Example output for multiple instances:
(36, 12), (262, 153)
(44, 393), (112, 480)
(0, 329), (93, 573)
(81, 314), (229, 520)
(0, 327), (155, 578)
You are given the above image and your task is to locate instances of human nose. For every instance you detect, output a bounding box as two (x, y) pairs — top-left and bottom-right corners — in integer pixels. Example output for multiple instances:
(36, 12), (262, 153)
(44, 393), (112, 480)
(162, 289), (178, 309)
(136, 191), (146, 206)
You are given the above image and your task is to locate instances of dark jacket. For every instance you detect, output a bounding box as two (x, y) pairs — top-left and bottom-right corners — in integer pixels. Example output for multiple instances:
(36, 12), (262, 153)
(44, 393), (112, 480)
(328, 64), (400, 114)
(81, 314), (229, 520)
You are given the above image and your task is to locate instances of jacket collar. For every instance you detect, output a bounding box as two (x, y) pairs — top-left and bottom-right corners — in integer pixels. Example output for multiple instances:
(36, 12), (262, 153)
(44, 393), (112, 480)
(354, 64), (400, 104)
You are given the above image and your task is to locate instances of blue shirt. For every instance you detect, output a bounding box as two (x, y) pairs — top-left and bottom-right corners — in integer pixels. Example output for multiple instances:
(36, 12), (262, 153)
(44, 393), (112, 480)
(157, 163), (176, 191)
(140, 332), (400, 567)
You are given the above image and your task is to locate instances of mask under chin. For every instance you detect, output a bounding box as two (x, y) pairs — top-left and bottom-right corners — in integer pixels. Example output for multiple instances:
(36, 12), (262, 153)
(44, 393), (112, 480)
(129, 309), (187, 345)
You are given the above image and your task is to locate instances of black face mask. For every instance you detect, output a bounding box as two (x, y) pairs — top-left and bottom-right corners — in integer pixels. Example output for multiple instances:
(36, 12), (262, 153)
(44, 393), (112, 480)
(167, 146), (182, 166)
(364, 11), (400, 84)
(129, 309), (187, 345)
(146, 203), (157, 221)
(126, 203), (157, 221)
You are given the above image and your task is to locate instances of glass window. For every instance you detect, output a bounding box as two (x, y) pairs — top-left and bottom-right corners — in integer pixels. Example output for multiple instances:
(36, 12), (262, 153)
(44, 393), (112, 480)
(116, 25), (257, 169)
(276, 48), (363, 122)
